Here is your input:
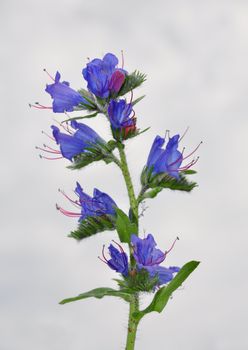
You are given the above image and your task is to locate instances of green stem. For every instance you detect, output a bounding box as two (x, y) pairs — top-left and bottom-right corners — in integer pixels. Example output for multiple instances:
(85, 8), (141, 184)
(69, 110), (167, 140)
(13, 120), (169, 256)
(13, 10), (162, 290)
(116, 142), (140, 350)
(117, 143), (138, 222)
(125, 294), (140, 350)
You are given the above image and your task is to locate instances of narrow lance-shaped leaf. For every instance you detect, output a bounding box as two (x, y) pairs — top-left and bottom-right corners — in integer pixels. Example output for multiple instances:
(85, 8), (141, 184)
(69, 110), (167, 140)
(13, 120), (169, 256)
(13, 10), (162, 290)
(59, 287), (132, 305)
(133, 260), (200, 321)
(115, 208), (138, 243)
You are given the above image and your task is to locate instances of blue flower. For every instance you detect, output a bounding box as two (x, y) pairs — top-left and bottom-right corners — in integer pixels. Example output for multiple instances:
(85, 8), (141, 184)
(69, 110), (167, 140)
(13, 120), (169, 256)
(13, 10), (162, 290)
(131, 234), (180, 286)
(147, 135), (183, 179)
(82, 53), (125, 98)
(108, 100), (136, 139)
(45, 71), (87, 113)
(51, 120), (105, 161)
(100, 242), (128, 277)
(75, 182), (117, 220)
(56, 182), (117, 222)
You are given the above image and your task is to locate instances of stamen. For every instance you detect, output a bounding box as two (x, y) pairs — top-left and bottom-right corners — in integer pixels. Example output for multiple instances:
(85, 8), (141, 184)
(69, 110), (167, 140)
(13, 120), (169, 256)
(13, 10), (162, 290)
(183, 142), (203, 161)
(43, 68), (55, 82)
(35, 146), (60, 154)
(178, 157), (199, 171)
(39, 155), (63, 160)
(56, 204), (81, 217)
(41, 130), (55, 141)
(168, 153), (183, 167)
(165, 237), (179, 256)
(179, 126), (189, 143)
(43, 144), (59, 152)
(112, 240), (125, 254)
(53, 118), (73, 134)
(58, 188), (81, 208)
(29, 103), (52, 110)
(102, 245), (108, 262)
(98, 256), (108, 264)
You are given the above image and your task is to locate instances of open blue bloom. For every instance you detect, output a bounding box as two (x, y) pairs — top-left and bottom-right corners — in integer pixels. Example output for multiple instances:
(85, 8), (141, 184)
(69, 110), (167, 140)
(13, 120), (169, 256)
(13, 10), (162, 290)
(100, 242), (128, 277)
(51, 120), (105, 161)
(131, 234), (180, 286)
(82, 53), (125, 98)
(147, 135), (183, 179)
(75, 182), (117, 220)
(56, 182), (117, 222)
(108, 99), (136, 138)
(45, 71), (87, 113)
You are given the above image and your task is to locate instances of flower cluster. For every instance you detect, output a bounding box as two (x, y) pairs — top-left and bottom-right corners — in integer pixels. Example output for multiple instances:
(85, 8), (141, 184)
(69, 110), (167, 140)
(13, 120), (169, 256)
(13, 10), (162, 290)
(101, 234), (180, 289)
(33, 51), (199, 293)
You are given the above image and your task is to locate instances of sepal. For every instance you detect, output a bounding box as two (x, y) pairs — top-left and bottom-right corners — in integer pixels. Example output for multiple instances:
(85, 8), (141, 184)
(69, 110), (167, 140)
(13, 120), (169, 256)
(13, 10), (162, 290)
(59, 287), (132, 304)
(68, 214), (115, 240)
(140, 166), (197, 200)
(115, 269), (159, 293)
(77, 88), (97, 110)
(118, 71), (146, 96)
(68, 140), (118, 170)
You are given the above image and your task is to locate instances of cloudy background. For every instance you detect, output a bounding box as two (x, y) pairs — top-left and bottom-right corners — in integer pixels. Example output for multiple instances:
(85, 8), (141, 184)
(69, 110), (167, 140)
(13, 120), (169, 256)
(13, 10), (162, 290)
(1, 0), (247, 349)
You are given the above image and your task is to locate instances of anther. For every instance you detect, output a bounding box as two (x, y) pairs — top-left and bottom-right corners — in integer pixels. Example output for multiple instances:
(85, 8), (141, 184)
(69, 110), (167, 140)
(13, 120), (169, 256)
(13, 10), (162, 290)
(165, 237), (179, 256)
(43, 68), (55, 82)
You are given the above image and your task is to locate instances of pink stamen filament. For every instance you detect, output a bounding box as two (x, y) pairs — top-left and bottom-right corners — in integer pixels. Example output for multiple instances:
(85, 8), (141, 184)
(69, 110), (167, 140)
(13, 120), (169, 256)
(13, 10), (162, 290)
(179, 126), (189, 143)
(58, 189), (81, 207)
(53, 119), (73, 134)
(35, 146), (60, 154)
(165, 237), (179, 256)
(30, 103), (52, 110)
(183, 142), (202, 161)
(112, 240), (125, 254)
(42, 130), (55, 141)
(43, 144), (59, 152)
(43, 68), (55, 81)
(39, 155), (63, 160)
(102, 245), (108, 262)
(56, 204), (81, 217)
(98, 256), (108, 264)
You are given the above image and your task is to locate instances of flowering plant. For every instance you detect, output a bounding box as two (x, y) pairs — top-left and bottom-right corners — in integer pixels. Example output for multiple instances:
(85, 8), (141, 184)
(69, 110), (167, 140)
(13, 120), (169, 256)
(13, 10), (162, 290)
(32, 52), (200, 350)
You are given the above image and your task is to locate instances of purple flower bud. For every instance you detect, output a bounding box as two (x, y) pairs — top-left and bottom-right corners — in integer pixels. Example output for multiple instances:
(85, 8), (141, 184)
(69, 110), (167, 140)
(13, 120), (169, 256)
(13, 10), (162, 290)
(82, 53), (126, 98)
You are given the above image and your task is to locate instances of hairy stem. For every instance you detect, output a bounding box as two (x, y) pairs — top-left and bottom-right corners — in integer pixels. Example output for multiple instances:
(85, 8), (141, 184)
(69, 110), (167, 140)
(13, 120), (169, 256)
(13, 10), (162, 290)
(125, 294), (140, 350)
(117, 143), (138, 222)
(117, 142), (140, 350)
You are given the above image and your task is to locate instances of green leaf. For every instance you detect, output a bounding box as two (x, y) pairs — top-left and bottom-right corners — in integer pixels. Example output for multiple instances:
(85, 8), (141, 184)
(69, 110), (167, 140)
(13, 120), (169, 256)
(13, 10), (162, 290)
(69, 215), (115, 240)
(133, 261), (200, 321)
(140, 187), (163, 201)
(59, 287), (132, 305)
(181, 169), (197, 175)
(115, 208), (138, 243)
(132, 95), (145, 106)
(62, 112), (98, 123)
(118, 71), (147, 96)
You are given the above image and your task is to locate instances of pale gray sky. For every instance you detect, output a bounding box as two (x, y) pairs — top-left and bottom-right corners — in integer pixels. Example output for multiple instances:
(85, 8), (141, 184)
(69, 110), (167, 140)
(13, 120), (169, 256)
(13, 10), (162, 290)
(1, 0), (248, 349)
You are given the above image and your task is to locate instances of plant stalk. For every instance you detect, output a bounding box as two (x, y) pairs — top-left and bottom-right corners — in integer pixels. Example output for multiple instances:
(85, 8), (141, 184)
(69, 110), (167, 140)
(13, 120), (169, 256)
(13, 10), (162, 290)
(117, 142), (140, 350)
